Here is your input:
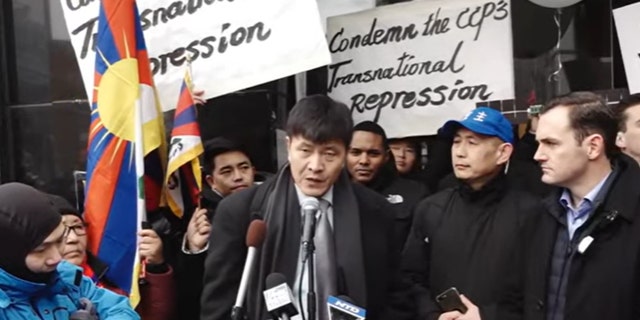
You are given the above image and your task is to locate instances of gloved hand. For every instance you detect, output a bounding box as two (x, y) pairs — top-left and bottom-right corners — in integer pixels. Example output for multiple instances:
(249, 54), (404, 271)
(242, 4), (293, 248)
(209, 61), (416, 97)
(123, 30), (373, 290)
(69, 298), (98, 320)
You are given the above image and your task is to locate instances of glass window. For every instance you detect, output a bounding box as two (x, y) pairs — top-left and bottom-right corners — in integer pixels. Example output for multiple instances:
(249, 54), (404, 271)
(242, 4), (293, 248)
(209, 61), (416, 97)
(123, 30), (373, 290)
(12, 0), (86, 105)
(11, 102), (89, 202)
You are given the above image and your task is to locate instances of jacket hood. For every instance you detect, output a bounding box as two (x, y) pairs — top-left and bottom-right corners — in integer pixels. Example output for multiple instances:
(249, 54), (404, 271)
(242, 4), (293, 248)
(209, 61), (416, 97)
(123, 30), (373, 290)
(0, 183), (62, 283)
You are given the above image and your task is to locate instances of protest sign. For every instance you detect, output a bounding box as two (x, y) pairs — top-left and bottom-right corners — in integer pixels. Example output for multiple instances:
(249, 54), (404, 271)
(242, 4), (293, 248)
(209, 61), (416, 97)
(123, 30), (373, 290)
(327, 0), (515, 137)
(316, 0), (375, 31)
(61, 0), (331, 111)
(614, 3), (640, 94)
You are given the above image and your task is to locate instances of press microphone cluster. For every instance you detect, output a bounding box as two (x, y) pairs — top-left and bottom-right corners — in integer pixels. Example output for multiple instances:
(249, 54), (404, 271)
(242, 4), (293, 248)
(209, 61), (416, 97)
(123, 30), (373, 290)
(263, 273), (299, 320)
(231, 219), (267, 320)
(327, 295), (366, 320)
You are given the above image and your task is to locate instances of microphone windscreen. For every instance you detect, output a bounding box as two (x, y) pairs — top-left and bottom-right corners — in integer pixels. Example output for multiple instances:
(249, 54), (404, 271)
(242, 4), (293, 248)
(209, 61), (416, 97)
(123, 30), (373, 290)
(301, 197), (319, 211)
(265, 272), (288, 290)
(246, 219), (267, 247)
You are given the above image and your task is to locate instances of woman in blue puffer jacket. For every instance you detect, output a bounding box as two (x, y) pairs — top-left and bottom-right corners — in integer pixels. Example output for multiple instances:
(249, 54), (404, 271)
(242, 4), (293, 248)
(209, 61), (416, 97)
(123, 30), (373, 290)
(0, 182), (139, 319)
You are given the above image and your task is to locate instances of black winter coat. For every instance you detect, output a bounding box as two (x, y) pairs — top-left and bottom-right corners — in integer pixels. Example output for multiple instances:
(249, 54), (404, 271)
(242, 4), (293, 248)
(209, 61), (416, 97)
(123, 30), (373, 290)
(498, 155), (640, 320)
(400, 174), (541, 320)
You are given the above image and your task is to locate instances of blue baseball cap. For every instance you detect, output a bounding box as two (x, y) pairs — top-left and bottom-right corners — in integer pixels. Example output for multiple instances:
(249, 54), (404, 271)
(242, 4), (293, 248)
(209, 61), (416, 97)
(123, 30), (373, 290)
(441, 107), (514, 143)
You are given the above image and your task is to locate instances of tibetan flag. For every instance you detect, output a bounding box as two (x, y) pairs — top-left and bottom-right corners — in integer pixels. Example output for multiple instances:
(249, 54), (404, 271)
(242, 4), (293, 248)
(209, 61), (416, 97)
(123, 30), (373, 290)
(165, 69), (203, 218)
(84, 0), (166, 307)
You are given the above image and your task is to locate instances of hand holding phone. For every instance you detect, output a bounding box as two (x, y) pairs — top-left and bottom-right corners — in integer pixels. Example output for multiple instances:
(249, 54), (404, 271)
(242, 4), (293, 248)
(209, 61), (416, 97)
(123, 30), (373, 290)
(436, 287), (468, 314)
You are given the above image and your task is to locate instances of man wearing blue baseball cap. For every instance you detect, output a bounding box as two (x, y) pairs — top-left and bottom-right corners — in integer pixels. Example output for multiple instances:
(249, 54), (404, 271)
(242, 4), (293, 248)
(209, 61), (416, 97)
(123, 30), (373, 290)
(397, 107), (542, 320)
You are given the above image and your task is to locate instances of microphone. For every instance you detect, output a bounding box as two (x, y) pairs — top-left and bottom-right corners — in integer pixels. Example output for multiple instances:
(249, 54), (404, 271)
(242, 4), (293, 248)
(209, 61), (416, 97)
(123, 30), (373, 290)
(327, 295), (366, 320)
(231, 219), (268, 320)
(300, 197), (319, 259)
(263, 273), (299, 320)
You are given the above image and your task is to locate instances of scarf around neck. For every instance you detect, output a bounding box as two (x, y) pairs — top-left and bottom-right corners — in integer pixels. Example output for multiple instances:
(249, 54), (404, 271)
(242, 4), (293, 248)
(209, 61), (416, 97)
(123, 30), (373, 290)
(247, 164), (367, 319)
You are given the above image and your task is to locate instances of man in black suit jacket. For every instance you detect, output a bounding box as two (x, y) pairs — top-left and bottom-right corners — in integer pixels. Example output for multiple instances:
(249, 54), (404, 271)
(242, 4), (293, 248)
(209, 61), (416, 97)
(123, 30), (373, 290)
(176, 137), (255, 320)
(200, 95), (406, 320)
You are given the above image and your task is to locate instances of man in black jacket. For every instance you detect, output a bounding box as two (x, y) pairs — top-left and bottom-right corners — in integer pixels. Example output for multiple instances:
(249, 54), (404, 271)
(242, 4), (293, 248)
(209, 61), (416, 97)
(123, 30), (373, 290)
(176, 137), (255, 320)
(499, 92), (640, 320)
(437, 112), (551, 198)
(200, 95), (405, 320)
(347, 121), (428, 249)
(400, 107), (541, 320)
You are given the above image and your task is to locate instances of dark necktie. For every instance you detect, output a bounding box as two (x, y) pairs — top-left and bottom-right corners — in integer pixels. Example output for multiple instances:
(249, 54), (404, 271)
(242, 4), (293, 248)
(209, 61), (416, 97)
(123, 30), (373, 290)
(315, 198), (337, 320)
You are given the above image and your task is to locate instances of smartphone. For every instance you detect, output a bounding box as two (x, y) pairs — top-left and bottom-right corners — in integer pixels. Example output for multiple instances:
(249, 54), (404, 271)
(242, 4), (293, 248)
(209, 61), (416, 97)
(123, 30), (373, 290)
(436, 287), (467, 313)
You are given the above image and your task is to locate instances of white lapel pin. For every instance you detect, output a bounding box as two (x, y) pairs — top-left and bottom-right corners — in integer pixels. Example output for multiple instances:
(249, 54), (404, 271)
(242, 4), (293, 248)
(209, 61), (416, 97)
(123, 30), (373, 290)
(578, 236), (594, 254)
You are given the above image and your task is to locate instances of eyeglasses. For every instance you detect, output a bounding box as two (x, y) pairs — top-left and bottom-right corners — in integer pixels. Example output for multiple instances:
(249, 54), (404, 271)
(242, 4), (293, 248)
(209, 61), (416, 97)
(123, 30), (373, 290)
(65, 223), (87, 236)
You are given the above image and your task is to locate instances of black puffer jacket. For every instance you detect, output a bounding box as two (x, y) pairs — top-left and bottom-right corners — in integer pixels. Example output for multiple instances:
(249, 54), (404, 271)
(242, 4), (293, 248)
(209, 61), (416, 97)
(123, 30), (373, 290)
(400, 174), (541, 320)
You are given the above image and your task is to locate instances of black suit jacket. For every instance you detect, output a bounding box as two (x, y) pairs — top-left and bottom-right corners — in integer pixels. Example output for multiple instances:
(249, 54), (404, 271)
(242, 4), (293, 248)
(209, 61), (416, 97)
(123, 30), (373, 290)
(199, 178), (405, 320)
(175, 188), (223, 320)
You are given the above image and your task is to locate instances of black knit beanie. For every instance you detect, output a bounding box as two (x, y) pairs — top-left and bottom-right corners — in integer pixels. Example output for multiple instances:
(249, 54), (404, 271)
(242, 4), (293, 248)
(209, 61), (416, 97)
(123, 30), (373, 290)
(47, 193), (82, 220)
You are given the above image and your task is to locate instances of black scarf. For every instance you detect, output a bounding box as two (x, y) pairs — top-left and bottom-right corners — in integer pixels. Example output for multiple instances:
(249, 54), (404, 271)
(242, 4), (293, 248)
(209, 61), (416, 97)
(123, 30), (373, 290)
(247, 165), (367, 319)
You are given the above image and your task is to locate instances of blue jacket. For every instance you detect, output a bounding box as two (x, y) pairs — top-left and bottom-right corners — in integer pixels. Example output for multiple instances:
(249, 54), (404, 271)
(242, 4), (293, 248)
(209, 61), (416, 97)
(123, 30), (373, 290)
(0, 261), (139, 319)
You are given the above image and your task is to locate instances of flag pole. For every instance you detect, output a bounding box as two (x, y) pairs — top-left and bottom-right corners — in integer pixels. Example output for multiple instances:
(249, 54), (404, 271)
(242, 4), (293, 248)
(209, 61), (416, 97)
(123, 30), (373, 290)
(134, 97), (147, 235)
(131, 96), (147, 308)
(184, 56), (202, 192)
(185, 55), (194, 98)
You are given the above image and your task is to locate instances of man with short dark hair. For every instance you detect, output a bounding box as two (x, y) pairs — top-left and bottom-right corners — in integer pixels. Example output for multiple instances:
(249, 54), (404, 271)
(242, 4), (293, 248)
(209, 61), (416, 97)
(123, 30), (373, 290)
(347, 121), (428, 249)
(177, 137), (255, 320)
(499, 91), (640, 320)
(183, 137), (255, 254)
(0, 183), (139, 319)
(399, 107), (540, 320)
(200, 95), (404, 320)
(614, 93), (640, 165)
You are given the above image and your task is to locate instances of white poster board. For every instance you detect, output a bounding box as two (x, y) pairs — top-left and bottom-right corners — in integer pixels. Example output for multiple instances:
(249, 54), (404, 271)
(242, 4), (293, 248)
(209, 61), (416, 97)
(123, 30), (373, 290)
(614, 3), (640, 94)
(61, 0), (331, 111)
(327, 0), (515, 137)
(316, 0), (375, 31)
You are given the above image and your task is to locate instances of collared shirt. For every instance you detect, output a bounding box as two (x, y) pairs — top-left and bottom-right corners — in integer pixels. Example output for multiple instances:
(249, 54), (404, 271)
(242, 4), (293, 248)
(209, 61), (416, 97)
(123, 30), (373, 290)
(291, 185), (334, 320)
(559, 173), (611, 240)
(294, 185), (334, 227)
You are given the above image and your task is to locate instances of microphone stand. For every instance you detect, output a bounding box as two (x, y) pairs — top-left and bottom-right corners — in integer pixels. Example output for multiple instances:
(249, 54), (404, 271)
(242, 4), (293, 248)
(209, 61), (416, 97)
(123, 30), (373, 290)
(304, 232), (316, 320)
